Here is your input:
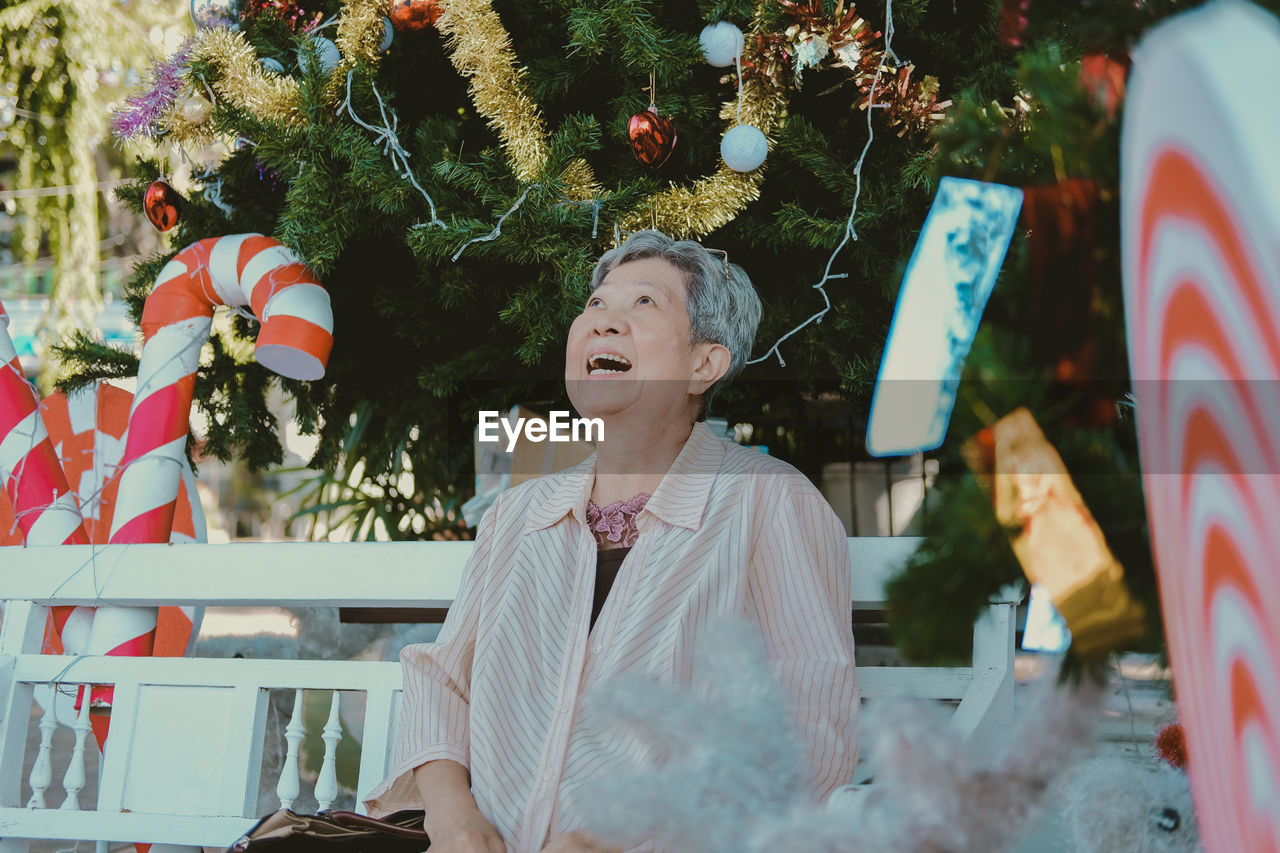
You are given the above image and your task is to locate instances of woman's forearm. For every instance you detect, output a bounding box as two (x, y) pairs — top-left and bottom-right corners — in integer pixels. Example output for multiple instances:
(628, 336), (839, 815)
(414, 759), (481, 831)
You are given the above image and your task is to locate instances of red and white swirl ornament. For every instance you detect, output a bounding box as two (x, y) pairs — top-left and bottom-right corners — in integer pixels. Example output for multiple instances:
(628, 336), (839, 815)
(1122, 3), (1280, 850)
(91, 234), (332, 710)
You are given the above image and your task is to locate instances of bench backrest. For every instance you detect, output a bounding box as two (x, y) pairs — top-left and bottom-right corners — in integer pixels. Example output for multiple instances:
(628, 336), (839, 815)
(0, 538), (1016, 850)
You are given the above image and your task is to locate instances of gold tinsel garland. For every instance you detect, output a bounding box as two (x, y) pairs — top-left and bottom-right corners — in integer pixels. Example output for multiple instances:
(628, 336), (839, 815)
(332, 0), (388, 92)
(436, 0), (596, 198)
(160, 26), (305, 145)
(159, 0), (387, 146)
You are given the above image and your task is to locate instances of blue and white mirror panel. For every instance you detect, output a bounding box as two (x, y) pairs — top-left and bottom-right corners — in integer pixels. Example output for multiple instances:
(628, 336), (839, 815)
(865, 177), (1023, 457)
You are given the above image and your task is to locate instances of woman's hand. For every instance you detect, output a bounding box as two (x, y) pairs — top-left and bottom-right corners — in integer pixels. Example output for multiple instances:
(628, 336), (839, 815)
(541, 830), (622, 853)
(425, 803), (506, 853)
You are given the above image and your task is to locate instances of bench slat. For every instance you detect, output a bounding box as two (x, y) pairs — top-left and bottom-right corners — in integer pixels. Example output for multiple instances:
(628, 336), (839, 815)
(856, 666), (973, 699)
(0, 538), (953, 609)
(0, 807), (256, 847)
(13, 657), (983, 703)
(12, 655), (403, 689)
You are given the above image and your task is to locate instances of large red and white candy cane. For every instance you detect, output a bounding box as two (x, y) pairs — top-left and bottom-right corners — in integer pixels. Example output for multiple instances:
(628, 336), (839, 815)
(90, 234), (332, 701)
(1123, 3), (1280, 851)
(0, 298), (91, 547)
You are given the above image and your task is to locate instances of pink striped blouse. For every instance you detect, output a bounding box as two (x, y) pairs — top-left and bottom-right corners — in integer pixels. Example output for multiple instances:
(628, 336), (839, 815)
(364, 422), (858, 852)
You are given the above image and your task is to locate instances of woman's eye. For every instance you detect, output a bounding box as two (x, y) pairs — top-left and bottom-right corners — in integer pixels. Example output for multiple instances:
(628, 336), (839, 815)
(636, 295), (653, 306)
(587, 297), (603, 308)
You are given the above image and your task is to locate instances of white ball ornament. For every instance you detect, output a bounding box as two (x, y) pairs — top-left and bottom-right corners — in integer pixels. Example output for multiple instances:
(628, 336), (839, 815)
(721, 124), (768, 172)
(190, 0), (239, 29)
(260, 57), (285, 74)
(379, 16), (395, 52)
(180, 93), (213, 125)
(298, 36), (340, 75)
(699, 21), (743, 68)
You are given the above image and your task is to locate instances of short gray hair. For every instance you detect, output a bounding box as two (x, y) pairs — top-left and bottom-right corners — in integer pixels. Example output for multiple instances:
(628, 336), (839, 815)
(590, 230), (762, 418)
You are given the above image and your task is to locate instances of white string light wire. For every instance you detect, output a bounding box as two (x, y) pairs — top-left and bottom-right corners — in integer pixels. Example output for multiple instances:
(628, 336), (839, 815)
(748, 0), (897, 367)
(451, 183), (539, 262)
(337, 69), (445, 229)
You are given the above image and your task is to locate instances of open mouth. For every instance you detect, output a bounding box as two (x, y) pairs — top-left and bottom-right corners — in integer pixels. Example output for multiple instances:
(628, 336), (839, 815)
(587, 352), (633, 375)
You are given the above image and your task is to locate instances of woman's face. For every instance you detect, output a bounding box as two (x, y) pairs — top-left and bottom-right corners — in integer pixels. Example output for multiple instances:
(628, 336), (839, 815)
(565, 256), (721, 422)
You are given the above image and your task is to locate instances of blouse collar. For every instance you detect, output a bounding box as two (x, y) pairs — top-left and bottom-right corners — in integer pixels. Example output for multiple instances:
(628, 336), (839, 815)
(522, 421), (726, 534)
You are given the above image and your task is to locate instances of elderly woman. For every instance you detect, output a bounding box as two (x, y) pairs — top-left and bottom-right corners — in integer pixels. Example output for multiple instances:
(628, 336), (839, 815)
(364, 231), (858, 852)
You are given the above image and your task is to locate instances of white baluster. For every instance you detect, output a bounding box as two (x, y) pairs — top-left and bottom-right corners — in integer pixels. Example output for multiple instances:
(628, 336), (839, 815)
(276, 689), (305, 810)
(61, 686), (92, 810)
(314, 691), (343, 811)
(27, 689), (58, 808)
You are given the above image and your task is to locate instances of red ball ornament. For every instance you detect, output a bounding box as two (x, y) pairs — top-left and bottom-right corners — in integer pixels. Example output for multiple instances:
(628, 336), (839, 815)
(1155, 722), (1189, 770)
(143, 179), (182, 232)
(389, 0), (441, 31)
(627, 106), (677, 169)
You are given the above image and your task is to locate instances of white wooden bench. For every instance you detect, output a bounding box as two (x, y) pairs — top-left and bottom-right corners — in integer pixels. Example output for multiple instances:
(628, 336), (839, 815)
(0, 538), (1018, 851)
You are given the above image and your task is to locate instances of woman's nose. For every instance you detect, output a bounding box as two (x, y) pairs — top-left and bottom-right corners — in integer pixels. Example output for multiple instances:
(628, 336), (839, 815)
(590, 310), (626, 336)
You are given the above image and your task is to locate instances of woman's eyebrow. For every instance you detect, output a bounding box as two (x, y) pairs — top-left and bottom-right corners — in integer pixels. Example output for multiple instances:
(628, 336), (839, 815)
(621, 279), (668, 293)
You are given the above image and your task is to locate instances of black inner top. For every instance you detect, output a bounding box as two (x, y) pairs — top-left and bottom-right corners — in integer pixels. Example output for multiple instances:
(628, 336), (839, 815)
(591, 546), (631, 629)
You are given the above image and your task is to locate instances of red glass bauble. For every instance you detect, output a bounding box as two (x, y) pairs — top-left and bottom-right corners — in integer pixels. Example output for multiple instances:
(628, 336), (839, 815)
(143, 179), (182, 232)
(1078, 51), (1129, 121)
(627, 106), (677, 169)
(389, 0), (441, 31)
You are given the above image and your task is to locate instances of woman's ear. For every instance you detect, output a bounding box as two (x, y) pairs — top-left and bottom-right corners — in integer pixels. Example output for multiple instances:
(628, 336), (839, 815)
(688, 342), (731, 394)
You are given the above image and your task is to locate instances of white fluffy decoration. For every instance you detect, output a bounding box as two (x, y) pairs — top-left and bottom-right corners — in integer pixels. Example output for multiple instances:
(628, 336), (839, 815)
(1055, 758), (1200, 853)
(579, 619), (1102, 853)
(298, 36), (340, 75)
(699, 21), (744, 67)
(721, 125), (768, 172)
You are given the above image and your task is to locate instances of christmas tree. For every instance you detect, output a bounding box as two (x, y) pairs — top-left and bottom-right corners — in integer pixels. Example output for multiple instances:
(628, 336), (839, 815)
(58, 0), (1280, 655)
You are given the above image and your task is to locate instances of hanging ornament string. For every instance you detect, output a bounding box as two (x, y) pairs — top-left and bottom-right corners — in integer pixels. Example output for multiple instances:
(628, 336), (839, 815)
(736, 42), (744, 124)
(748, 0), (895, 367)
(337, 70), (445, 228)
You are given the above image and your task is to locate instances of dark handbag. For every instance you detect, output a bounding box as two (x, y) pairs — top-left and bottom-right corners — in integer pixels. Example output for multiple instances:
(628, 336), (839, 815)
(225, 808), (429, 851)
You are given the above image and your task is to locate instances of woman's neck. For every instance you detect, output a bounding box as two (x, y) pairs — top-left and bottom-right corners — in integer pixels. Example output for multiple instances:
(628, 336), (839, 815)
(590, 413), (695, 506)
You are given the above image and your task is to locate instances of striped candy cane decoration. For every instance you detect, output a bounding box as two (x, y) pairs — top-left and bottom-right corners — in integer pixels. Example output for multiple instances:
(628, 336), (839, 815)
(0, 300), (95, 729)
(87, 234), (332, 707)
(0, 298), (91, 547)
(1123, 3), (1280, 851)
(111, 233), (332, 545)
(1, 383), (208, 655)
